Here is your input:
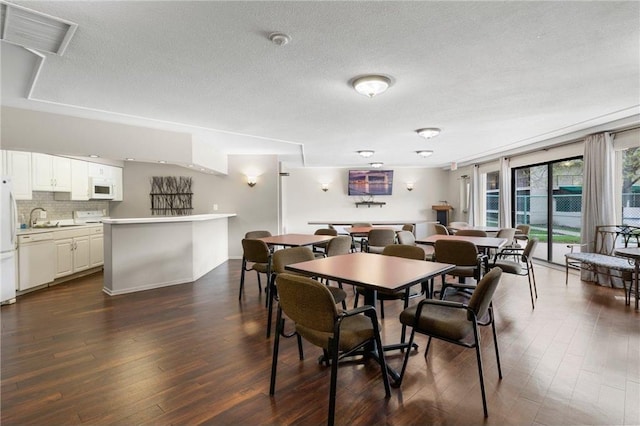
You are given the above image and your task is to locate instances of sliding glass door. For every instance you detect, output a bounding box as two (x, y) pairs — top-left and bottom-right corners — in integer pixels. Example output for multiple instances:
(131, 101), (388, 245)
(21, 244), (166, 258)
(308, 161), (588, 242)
(512, 157), (583, 263)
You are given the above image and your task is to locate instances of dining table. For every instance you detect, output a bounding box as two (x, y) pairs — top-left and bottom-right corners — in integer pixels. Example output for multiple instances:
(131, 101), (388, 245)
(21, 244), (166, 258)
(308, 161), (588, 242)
(257, 233), (335, 247)
(285, 252), (455, 383)
(344, 226), (395, 237)
(448, 225), (501, 234)
(614, 247), (640, 310)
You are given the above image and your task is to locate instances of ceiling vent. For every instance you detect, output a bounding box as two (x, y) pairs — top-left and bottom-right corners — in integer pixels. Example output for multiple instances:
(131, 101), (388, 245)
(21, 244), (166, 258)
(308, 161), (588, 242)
(0, 2), (77, 55)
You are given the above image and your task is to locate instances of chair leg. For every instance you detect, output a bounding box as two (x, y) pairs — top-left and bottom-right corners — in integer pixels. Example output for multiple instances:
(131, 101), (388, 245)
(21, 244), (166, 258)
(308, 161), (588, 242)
(372, 324), (391, 397)
(239, 258), (247, 300)
(297, 333), (304, 360)
(379, 300), (385, 319)
(397, 329), (417, 386)
(266, 273), (276, 338)
(400, 290), (410, 345)
(353, 292), (359, 309)
(424, 336), (433, 358)
(530, 261), (538, 299)
(269, 308), (284, 395)
(527, 270), (536, 309)
(328, 337), (340, 426)
(472, 322), (489, 418)
(490, 309), (503, 379)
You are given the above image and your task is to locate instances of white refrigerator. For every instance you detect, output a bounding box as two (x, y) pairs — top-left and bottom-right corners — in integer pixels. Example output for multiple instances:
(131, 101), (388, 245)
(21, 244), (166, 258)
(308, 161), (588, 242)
(1, 176), (17, 304)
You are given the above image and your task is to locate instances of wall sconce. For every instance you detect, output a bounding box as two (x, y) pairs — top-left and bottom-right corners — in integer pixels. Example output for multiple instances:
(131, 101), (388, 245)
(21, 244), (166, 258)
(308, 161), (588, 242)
(247, 176), (257, 187)
(406, 182), (414, 191)
(321, 183), (329, 192)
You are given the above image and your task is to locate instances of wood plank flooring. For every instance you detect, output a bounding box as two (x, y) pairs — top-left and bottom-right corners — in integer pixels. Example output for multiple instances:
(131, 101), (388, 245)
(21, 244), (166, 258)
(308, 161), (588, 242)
(1, 261), (638, 425)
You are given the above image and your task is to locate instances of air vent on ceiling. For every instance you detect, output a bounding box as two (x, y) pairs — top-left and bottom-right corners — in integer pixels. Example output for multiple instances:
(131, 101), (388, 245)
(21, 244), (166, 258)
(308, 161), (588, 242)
(0, 2), (77, 55)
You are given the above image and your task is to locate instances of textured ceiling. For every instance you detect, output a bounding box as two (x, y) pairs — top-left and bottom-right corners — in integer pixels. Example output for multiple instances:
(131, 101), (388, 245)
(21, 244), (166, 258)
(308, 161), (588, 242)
(1, 1), (639, 169)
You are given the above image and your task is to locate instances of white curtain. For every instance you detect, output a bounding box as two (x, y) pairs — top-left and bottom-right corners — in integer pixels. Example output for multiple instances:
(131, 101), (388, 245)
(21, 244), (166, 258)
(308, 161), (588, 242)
(499, 157), (511, 228)
(581, 132), (616, 281)
(470, 165), (480, 226)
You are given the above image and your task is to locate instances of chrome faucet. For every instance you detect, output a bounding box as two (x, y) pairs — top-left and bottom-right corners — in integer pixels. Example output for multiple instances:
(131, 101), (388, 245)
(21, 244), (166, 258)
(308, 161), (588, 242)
(29, 207), (46, 228)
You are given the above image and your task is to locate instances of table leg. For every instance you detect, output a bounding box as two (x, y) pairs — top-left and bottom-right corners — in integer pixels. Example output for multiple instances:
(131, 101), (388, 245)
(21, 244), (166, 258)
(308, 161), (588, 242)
(635, 261), (639, 310)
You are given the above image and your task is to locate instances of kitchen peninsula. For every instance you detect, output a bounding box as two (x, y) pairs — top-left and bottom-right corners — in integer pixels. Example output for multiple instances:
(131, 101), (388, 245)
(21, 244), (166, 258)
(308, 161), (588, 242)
(102, 213), (236, 295)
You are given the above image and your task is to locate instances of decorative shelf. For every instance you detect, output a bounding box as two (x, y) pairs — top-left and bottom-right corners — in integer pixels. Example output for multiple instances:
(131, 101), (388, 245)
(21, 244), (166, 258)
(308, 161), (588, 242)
(355, 201), (386, 208)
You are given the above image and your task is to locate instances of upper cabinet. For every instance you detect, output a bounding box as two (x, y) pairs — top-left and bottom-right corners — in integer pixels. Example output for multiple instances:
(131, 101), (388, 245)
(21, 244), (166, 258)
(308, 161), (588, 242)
(70, 159), (89, 200)
(32, 153), (72, 192)
(2, 150), (33, 200)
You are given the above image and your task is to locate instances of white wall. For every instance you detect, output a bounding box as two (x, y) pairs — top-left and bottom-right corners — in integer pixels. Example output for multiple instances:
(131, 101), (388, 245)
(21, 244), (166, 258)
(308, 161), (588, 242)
(111, 155), (280, 258)
(281, 167), (449, 233)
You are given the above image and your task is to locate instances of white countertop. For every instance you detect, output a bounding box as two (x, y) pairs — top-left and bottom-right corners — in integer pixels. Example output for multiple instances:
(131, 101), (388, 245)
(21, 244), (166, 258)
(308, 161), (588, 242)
(17, 223), (103, 236)
(102, 213), (236, 225)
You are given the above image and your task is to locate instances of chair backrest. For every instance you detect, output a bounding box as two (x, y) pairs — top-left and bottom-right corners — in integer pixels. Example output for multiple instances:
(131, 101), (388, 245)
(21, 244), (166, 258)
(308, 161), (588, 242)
(277, 273), (338, 333)
(367, 229), (397, 247)
(242, 239), (271, 263)
(245, 230), (271, 239)
(456, 229), (488, 237)
(314, 228), (338, 237)
(352, 222), (373, 227)
(325, 235), (352, 257)
(521, 237), (538, 261)
(467, 267), (502, 321)
(496, 228), (517, 245)
(382, 244), (425, 260)
(433, 224), (450, 235)
(272, 246), (315, 274)
(516, 224), (531, 236)
(396, 230), (416, 246)
(434, 239), (479, 266)
(402, 224), (415, 233)
(449, 221), (469, 229)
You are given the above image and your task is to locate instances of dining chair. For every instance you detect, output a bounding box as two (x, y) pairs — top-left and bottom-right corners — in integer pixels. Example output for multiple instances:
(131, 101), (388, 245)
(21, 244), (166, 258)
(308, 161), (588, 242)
(268, 247), (348, 338)
(490, 227), (517, 257)
(396, 267), (503, 417)
(434, 239), (484, 297)
(513, 224), (531, 247)
(362, 228), (396, 253)
(353, 244), (426, 318)
(351, 222), (373, 251)
(239, 238), (272, 300)
(245, 230), (272, 239)
(402, 223), (415, 233)
(312, 228), (338, 255)
(455, 229), (488, 237)
(492, 237), (539, 308)
(270, 273), (391, 426)
(396, 230), (434, 261)
(433, 224), (450, 235)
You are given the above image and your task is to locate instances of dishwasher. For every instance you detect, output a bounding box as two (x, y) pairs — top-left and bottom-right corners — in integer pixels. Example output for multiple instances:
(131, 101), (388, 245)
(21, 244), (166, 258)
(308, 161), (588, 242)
(18, 232), (55, 291)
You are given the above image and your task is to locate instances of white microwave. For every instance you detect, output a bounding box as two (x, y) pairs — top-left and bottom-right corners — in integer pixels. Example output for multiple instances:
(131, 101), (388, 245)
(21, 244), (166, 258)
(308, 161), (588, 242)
(89, 177), (114, 199)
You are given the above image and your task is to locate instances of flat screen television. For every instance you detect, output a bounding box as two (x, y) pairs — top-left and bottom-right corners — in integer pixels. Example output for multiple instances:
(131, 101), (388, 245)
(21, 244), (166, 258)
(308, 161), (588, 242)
(348, 169), (394, 196)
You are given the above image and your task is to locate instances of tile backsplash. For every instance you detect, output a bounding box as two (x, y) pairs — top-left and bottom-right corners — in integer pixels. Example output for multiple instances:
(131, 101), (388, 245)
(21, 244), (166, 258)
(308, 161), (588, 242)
(16, 192), (109, 226)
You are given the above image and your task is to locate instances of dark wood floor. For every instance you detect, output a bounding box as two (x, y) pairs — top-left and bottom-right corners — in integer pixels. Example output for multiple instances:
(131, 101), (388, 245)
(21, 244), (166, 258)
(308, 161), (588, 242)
(1, 261), (638, 425)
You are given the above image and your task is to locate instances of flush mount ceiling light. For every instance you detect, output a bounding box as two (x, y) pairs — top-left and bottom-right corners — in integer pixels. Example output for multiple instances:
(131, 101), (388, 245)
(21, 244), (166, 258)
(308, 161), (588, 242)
(357, 150), (375, 158)
(269, 32), (291, 46)
(416, 150), (434, 158)
(352, 75), (391, 98)
(416, 128), (442, 139)
(370, 162), (384, 168)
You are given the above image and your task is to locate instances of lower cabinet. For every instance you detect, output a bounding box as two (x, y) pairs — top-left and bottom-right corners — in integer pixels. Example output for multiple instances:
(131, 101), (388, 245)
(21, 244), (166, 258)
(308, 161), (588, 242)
(90, 234), (104, 267)
(54, 235), (90, 278)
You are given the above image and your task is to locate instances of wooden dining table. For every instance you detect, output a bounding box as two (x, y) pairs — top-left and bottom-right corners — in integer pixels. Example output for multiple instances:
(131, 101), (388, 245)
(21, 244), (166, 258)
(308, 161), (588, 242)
(344, 226), (395, 237)
(257, 233), (335, 247)
(416, 234), (508, 251)
(285, 252), (455, 383)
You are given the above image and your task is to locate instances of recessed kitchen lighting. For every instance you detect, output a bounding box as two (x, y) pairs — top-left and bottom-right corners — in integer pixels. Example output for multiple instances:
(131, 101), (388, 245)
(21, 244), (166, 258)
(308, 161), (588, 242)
(125, 158), (135, 161)
(416, 128), (441, 139)
(188, 164), (194, 168)
(370, 162), (383, 168)
(352, 75), (392, 98)
(158, 160), (166, 164)
(357, 150), (375, 158)
(200, 168), (205, 171)
(89, 154), (99, 158)
(416, 150), (434, 157)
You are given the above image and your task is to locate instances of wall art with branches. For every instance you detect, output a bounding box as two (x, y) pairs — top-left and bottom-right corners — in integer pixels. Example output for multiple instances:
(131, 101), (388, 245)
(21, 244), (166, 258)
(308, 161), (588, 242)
(150, 176), (193, 216)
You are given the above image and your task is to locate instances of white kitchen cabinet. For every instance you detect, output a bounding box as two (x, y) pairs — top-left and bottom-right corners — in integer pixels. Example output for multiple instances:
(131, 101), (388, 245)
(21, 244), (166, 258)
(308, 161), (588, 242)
(88, 162), (112, 178)
(70, 159), (89, 200)
(54, 235), (90, 278)
(2, 150), (33, 200)
(90, 233), (104, 267)
(32, 153), (72, 192)
(111, 166), (123, 201)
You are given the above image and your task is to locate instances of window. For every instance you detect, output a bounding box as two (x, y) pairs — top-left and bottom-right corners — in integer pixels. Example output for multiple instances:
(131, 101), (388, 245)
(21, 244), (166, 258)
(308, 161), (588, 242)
(485, 171), (499, 226)
(622, 146), (640, 225)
